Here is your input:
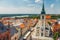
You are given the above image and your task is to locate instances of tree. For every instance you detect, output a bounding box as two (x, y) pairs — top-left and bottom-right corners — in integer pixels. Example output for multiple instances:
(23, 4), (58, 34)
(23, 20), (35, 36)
(52, 22), (60, 40)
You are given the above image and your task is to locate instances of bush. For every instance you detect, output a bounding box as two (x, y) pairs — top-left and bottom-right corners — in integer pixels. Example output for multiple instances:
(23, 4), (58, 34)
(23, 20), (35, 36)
(53, 32), (59, 40)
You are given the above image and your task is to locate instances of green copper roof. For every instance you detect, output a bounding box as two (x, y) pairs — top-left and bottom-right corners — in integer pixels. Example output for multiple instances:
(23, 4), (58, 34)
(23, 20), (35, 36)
(41, 0), (46, 14)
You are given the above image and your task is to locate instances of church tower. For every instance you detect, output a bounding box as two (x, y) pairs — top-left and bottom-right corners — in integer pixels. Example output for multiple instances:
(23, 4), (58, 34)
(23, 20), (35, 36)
(36, 0), (50, 37)
(40, 0), (46, 37)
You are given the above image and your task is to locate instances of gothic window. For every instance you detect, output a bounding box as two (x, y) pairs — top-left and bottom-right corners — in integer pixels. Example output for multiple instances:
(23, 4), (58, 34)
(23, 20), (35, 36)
(41, 33), (43, 36)
(41, 27), (43, 36)
(42, 15), (44, 19)
(37, 27), (40, 29)
(45, 27), (49, 30)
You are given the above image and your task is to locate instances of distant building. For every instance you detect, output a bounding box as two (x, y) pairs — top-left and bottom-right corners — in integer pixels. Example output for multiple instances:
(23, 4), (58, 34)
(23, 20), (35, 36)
(0, 22), (10, 40)
(11, 27), (20, 40)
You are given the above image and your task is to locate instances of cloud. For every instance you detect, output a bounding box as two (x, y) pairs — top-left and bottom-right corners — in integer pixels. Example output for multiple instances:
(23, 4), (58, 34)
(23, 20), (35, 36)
(46, 7), (60, 14)
(0, 0), (42, 14)
(0, 6), (60, 14)
(35, 0), (42, 3)
(50, 4), (54, 8)
(0, 0), (59, 14)
(0, 7), (41, 14)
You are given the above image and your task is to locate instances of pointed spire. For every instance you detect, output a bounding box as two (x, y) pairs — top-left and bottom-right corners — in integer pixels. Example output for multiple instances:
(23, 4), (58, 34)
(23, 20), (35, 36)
(41, 0), (46, 14)
(42, 0), (44, 11)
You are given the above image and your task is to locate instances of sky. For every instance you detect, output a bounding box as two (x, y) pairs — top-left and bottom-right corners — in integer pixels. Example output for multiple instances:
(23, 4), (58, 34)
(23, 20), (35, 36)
(0, 0), (60, 14)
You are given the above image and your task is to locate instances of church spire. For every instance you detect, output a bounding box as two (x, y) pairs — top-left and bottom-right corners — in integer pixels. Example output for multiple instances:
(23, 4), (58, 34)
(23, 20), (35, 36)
(41, 0), (46, 14)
